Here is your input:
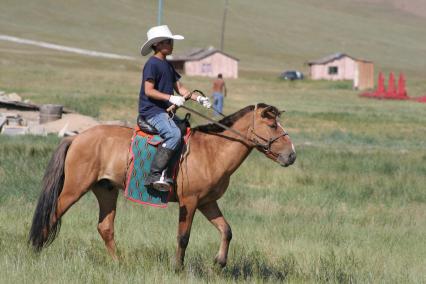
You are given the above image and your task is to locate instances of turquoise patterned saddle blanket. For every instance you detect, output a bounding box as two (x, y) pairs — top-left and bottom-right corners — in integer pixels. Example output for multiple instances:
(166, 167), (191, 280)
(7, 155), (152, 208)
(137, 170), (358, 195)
(124, 131), (171, 208)
(124, 128), (189, 208)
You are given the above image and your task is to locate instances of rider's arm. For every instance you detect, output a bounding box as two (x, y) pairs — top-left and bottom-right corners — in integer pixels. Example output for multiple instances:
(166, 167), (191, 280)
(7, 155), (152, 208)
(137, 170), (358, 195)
(174, 81), (197, 101)
(145, 79), (172, 101)
(173, 81), (210, 108)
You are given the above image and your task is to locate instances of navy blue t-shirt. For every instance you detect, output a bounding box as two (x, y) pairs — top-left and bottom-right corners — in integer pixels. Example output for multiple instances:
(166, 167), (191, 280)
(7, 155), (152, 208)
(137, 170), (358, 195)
(138, 56), (181, 119)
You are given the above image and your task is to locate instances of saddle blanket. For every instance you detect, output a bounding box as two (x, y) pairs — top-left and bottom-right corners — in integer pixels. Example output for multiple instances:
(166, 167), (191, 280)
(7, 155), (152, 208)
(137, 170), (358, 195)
(124, 131), (172, 208)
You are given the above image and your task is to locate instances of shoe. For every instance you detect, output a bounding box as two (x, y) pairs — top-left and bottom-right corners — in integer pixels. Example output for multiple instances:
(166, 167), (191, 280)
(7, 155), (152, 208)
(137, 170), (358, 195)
(145, 146), (175, 191)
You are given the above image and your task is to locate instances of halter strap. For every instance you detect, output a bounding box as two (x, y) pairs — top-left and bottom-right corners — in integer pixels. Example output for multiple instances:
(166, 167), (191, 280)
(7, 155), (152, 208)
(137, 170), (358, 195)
(248, 103), (288, 156)
(180, 104), (288, 156)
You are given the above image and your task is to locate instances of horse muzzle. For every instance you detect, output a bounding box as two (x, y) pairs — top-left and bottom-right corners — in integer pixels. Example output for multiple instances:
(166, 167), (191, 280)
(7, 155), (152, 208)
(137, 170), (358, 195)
(277, 151), (296, 167)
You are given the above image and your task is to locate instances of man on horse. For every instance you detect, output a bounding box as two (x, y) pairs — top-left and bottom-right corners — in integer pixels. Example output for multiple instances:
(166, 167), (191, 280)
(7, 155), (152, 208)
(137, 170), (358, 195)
(138, 25), (211, 191)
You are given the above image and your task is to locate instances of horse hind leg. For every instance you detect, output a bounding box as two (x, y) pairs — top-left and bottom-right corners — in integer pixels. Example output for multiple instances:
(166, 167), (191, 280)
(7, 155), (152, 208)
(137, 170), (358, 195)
(198, 201), (232, 267)
(52, 177), (118, 260)
(92, 180), (119, 260)
(50, 175), (95, 237)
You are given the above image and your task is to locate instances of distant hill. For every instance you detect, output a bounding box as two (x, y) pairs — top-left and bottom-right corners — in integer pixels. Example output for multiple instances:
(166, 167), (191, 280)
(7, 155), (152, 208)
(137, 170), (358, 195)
(1, 0), (425, 76)
(353, 0), (426, 18)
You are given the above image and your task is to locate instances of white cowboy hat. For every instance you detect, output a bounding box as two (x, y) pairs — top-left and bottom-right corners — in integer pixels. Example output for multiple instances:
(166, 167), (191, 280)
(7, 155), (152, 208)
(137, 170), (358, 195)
(140, 25), (184, 56)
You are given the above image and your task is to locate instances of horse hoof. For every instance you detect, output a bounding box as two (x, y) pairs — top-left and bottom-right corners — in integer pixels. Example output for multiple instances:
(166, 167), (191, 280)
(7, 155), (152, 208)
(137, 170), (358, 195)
(214, 256), (227, 268)
(174, 264), (184, 273)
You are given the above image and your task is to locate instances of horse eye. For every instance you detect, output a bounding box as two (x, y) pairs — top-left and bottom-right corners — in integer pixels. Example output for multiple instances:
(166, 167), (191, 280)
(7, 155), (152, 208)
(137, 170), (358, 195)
(269, 123), (277, 129)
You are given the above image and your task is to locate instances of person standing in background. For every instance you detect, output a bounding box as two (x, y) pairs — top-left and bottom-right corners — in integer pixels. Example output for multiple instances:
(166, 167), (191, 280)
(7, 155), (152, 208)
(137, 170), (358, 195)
(212, 73), (227, 116)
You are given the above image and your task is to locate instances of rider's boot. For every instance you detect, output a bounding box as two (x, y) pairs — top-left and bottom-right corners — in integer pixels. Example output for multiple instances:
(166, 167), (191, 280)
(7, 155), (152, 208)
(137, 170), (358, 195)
(145, 145), (175, 192)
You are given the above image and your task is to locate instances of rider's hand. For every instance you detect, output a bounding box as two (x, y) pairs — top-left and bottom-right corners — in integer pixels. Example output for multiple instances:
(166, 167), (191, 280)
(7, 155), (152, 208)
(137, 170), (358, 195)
(169, 95), (185, 107)
(196, 96), (211, 109)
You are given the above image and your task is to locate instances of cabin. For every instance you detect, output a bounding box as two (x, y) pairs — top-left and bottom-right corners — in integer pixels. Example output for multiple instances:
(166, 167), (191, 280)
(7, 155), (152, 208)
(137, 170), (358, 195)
(307, 53), (374, 90)
(167, 47), (239, 79)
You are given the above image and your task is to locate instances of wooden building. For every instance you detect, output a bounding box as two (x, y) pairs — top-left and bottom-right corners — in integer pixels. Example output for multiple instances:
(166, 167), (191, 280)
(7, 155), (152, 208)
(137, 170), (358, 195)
(168, 47), (239, 79)
(307, 53), (374, 90)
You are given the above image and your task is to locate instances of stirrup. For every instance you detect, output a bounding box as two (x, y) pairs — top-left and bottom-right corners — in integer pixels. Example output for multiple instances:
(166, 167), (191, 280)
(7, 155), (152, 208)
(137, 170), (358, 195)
(152, 170), (172, 192)
(153, 181), (170, 192)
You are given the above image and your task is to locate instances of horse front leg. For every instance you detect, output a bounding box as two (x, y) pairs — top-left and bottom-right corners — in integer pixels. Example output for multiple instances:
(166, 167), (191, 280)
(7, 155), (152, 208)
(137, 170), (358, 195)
(175, 197), (198, 269)
(198, 201), (232, 267)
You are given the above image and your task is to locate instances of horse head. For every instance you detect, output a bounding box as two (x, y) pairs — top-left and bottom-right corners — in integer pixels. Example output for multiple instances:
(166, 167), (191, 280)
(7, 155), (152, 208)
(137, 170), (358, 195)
(249, 104), (296, 167)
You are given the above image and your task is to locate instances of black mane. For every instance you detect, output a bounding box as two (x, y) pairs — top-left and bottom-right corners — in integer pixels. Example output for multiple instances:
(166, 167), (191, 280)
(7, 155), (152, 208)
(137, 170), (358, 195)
(193, 103), (274, 133)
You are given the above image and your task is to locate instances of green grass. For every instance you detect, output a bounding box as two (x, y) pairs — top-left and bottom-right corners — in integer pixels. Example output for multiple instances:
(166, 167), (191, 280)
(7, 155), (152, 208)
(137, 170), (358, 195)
(1, 41), (426, 283)
(1, 135), (425, 282)
(1, 70), (426, 282)
(1, 1), (426, 282)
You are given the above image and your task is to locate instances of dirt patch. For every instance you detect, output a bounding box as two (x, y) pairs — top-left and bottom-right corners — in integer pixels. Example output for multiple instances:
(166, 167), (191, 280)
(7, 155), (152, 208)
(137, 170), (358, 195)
(0, 107), (100, 135)
(42, 113), (99, 133)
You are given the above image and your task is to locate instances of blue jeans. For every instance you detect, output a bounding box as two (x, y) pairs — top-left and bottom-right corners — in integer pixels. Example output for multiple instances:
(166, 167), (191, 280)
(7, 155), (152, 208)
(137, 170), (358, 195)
(212, 92), (224, 115)
(147, 112), (181, 150)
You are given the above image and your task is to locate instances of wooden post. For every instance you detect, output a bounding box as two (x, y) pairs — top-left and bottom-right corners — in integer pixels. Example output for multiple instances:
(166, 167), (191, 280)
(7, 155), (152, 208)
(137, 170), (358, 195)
(220, 0), (229, 51)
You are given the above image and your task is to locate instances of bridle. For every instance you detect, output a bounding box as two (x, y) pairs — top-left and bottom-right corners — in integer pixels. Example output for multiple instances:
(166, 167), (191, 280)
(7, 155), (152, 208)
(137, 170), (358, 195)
(248, 104), (289, 158)
(177, 102), (289, 158)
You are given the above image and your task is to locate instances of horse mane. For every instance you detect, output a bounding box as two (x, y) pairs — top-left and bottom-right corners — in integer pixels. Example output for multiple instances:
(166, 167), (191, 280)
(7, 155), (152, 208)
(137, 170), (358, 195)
(193, 103), (276, 133)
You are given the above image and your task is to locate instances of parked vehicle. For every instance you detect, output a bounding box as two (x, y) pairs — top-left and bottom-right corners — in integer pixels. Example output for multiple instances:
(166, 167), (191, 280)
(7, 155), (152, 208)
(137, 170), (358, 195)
(280, 70), (304, 80)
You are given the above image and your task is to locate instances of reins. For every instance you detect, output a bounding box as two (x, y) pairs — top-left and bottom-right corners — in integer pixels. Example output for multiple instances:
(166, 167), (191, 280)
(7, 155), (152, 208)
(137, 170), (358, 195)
(172, 94), (288, 155)
(179, 104), (252, 143)
(188, 90), (227, 117)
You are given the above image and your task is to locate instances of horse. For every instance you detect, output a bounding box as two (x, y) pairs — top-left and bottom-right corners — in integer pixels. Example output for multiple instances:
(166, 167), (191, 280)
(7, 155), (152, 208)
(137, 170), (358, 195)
(29, 103), (296, 268)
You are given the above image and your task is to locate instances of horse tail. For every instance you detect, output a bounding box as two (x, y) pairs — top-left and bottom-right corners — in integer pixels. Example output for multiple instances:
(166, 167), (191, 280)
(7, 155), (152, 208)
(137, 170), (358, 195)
(29, 136), (75, 251)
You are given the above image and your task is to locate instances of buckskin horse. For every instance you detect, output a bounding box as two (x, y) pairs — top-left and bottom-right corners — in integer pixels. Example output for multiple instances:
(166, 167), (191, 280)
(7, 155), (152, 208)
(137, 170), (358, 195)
(29, 103), (296, 268)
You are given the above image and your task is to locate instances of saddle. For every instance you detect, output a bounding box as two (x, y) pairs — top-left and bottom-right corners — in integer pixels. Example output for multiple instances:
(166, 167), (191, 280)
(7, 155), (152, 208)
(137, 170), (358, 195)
(137, 113), (191, 136)
(125, 114), (191, 208)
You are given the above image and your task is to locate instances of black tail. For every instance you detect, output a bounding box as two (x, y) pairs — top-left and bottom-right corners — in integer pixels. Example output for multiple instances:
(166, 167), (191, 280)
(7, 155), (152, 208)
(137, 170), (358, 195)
(29, 136), (74, 251)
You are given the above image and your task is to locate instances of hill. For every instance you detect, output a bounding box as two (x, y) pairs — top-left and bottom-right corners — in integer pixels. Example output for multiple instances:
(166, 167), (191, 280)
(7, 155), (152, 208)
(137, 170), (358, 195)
(353, 0), (426, 18)
(1, 0), (426, 77)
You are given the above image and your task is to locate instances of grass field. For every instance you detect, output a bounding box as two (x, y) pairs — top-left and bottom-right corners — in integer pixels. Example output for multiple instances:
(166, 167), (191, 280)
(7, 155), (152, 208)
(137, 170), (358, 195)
(1, 1), (426, 283)
(1, 63), (425, 282)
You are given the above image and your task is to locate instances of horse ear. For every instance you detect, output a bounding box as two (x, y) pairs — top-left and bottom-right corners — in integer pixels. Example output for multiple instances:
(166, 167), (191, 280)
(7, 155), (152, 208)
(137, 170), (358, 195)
(260, 106), (276, 118)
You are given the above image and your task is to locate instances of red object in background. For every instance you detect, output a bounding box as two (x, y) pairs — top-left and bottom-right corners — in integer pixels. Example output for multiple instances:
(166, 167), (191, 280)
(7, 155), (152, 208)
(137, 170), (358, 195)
(414, 95), (426, 103)
(359, 72), (385, 98)
(397, 73), (408, 98)
(376, 72), (385, 96)
(386, 72), (396, 97)
(359, 71), (424, 102)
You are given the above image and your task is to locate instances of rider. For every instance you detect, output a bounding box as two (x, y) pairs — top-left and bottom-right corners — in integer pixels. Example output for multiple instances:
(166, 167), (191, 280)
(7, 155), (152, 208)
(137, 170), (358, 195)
(139, 25), (211, 191)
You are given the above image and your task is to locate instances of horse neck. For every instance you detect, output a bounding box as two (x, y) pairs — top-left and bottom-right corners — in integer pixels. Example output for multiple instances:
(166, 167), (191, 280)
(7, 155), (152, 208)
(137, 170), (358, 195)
(190, 113), (254, 176)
